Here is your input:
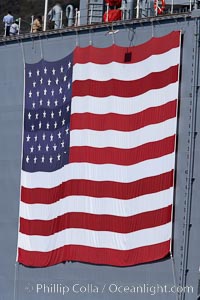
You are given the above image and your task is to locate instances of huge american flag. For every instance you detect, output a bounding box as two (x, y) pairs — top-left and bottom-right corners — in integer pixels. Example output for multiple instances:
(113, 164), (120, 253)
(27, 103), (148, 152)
(17, 31), (181, 267)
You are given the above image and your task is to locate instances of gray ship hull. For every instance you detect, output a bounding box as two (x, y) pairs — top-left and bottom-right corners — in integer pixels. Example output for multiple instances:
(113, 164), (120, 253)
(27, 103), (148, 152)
(0, 11), (200, 300)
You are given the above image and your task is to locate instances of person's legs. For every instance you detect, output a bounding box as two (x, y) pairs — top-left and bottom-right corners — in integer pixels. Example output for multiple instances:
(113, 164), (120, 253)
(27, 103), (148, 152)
(6, 26), (10, 36)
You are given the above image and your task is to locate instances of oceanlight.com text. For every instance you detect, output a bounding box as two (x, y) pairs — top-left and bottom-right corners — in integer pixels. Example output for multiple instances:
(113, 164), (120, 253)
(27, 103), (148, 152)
(25, 282), (194, 296)
(107, 283), (193, 295)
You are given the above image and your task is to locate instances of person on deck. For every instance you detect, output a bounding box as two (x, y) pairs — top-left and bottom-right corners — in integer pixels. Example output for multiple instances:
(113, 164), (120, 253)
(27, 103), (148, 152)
(3, 11), (14, 36)
(32, 16), (42, 33)
(10, 19), (19, 36)
(48, 3), (63, 29)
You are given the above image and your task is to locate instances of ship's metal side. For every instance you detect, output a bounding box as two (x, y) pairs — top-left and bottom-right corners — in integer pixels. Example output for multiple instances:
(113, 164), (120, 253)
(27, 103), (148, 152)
(0, 13), (200, 300)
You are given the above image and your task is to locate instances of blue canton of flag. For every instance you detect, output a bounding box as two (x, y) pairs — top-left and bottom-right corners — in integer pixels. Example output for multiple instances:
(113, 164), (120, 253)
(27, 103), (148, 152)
(22, 53), (73, 172)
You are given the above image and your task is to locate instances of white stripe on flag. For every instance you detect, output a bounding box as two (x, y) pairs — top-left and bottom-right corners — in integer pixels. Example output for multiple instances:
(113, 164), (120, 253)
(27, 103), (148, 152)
(71, 82), (179, 115)
(73, 48), (180, 81)
(21, 153), (174, 189)
(20, 188), (173, 220)
(18, 223), (172, 252)
(70, 118), (176, 148)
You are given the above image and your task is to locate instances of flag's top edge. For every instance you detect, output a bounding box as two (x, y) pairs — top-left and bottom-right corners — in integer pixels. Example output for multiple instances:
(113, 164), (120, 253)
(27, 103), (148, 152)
(25, 31), (181, 66)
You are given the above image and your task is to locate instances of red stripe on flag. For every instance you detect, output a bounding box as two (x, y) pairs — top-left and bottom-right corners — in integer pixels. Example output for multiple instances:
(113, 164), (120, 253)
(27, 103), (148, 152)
(72, 66), (178, 97)
(20, 206), (172, 236)
(70, 100), (177, 131)
(74, 31), (180, 64)
(69, 136), (175, 165)
(18, 240), (170, 267)
(21, 171), (174, 205)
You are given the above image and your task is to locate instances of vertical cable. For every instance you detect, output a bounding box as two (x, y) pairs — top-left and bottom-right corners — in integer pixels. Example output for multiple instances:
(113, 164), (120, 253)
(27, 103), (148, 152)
(75, 28), (79, 47)
(14, 39), (26, 299)
(89, 29), (93, 45)
(39, 36), (44, 59)
(13, 263), (19, 300)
